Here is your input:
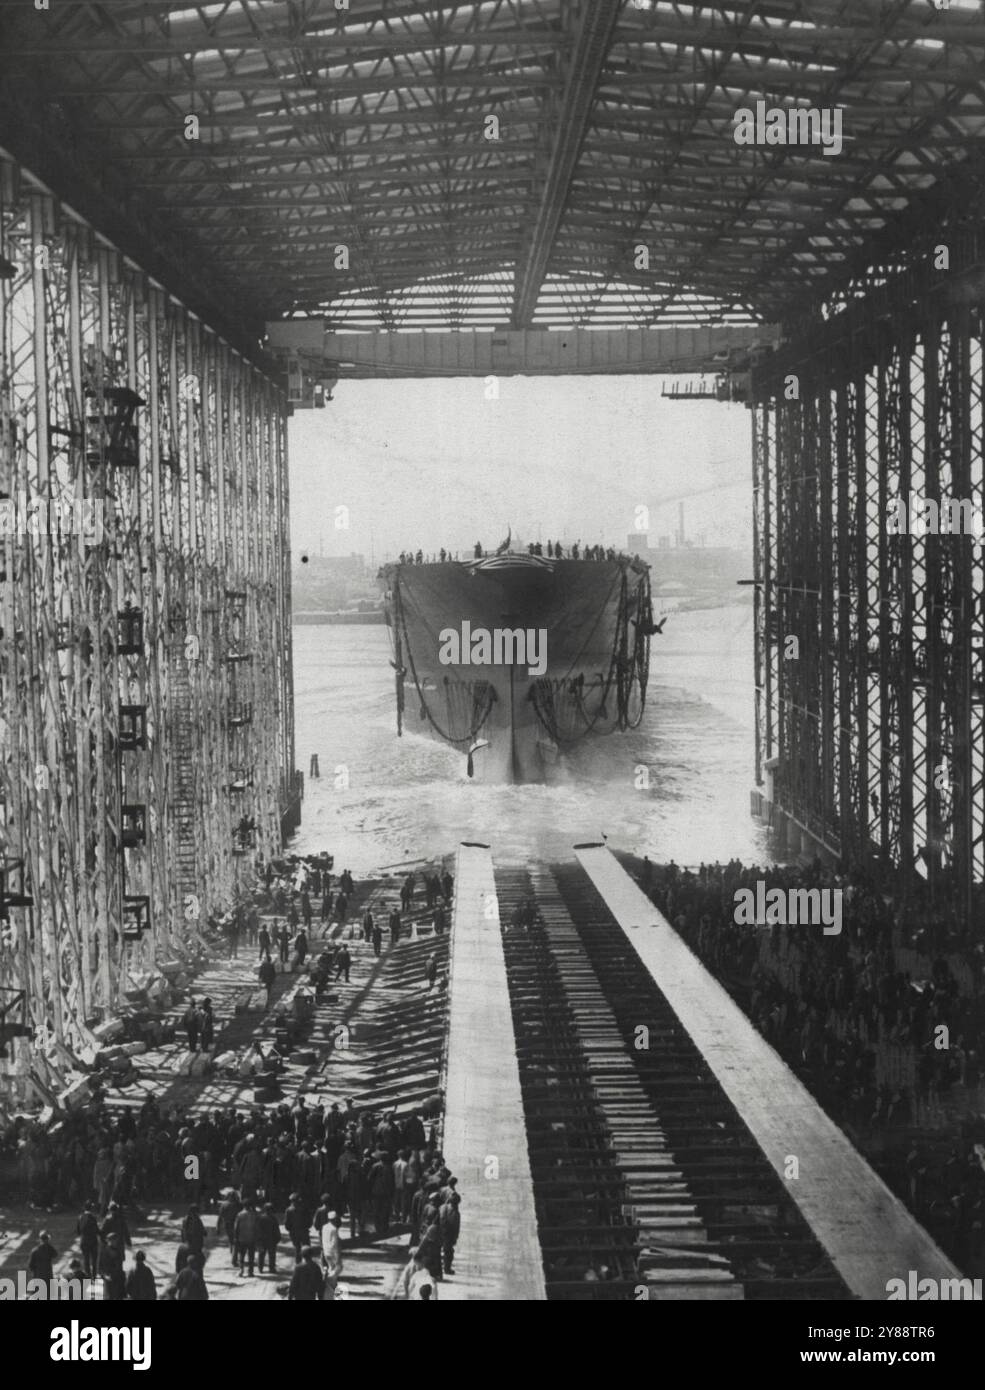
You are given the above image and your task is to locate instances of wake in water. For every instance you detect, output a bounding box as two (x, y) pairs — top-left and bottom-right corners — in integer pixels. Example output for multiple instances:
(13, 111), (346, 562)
(290, 606), (771, 872)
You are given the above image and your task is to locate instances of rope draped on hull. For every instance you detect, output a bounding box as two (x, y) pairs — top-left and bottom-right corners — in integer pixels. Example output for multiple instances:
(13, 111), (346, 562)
(390, 578), (498, 760)
(527, 566), (652, 747)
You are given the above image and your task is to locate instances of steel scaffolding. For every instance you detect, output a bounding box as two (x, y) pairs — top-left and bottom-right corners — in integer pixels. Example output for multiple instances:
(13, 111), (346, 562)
(752, 216), (985, 928)
(0, 153), (294, 1089)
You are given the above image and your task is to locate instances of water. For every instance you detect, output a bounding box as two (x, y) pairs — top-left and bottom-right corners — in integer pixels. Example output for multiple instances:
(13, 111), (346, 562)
(290, 603), (772, 872)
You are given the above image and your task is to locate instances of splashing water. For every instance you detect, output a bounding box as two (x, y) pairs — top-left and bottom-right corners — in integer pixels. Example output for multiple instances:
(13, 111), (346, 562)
(290, 604), (771, 874)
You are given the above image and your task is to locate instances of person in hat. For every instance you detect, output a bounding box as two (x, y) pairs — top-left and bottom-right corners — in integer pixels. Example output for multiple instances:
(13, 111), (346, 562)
(199, 998), (215, 1051)
(256, 1202), (281, 1274)
(76, 1201), (100, 1278)
(99, 1232), (126, 1301)
(182, 998), (201, 1052)
(216, 1188), (242, 1266)
(100, 1201), (131, 1249)
(233, 1200), (259, 1277)
(181, 1204), (205, 1259)
(125, 1250), (157, 1301)
(258, 956), (276, 1006)
(284, 1191), (309, 1261)
(27, 1231), (56, 1283)
(288, 1246), (324, 1301)
(63, 1259), (88, 1299)
(172, 1252), (208, 1301)
(439, 1191), (461, 1274)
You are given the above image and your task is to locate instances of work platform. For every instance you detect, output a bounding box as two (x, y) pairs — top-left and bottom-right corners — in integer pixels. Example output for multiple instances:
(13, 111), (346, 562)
(441, 843), (546, 1301)
(574, 846), (962, 1301)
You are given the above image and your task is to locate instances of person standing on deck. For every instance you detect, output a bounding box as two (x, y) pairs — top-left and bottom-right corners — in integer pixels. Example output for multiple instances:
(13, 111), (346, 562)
(337, 1144), (364, 1240)
(284, 1192), (309, 1261)
(217, 1189), (241, 1266)
(180, 1205), (205, 1262)
(172, 1253), (208, 1301)
(321, 888), (333, 933)
(101, 1202), (132, 1250)
(300, 890), (313, 931)
(392, 1150), (408, 1222)
(416, 1211), (443, 1282)
(336, 891), (349, 933)
(259, 956), (276, 1006)
(320, 1212), (343, 1297)
(125, 1250), (157, 1301)
(371, 921), (383, 958)
(334, 945), (351, 983)
(425, 953), (438, 988)
(439, 1192), (461, 1274)
(77, 1201), (100, 1278)
(199, 999), (215, 1052)
(182, 999), (200, 1052)
(288, 1246), (323, 1301)
(99, 1233), (126, 1301)
(258, 924), (272, 960)
(276, 924), (290, 965)
(27, 1231), (57, 1283)
(389, 906), (401, 945)
(369, 1153), (394, 1235)
(361, 907), (374, 943)
(402, 1149), (421, 1222)
(256, 1203), (280, 1273)
(233, 1201), (258, 1277)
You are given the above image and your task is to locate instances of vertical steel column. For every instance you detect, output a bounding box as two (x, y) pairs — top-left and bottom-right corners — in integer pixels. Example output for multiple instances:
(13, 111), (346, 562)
(0, 149), (293, 1076)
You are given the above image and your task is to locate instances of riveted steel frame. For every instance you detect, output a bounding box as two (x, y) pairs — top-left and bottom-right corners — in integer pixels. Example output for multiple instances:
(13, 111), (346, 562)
(5, 3), (985, 330)
(0, 153), (294, 1084)
(752, 243), (984, 926)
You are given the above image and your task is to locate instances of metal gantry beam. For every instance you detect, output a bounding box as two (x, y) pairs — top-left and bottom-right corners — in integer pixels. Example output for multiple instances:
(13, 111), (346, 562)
(511, 0), (622, 328)
(264, 321), (777, 379)
(5, 2), (981, 329)
(0, 150), (295, 1096)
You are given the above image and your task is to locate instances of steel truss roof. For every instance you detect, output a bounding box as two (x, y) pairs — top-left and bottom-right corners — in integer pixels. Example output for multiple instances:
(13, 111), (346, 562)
(2, 0), (985, 342)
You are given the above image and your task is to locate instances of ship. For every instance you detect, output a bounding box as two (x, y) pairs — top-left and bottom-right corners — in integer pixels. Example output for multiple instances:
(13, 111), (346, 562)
(380, 542), (655, 783)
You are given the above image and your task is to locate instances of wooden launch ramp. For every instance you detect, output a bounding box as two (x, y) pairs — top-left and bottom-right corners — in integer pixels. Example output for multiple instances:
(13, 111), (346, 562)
(573, 845), (962, 1301)
(441, 842), (547, 1300)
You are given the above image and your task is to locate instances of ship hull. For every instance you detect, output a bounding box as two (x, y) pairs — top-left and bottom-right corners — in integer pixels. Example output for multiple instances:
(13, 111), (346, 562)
(382, 556), (650, 784)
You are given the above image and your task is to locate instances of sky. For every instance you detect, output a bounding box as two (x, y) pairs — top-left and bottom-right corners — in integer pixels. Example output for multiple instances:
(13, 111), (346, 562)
(287, 375), (753, 565)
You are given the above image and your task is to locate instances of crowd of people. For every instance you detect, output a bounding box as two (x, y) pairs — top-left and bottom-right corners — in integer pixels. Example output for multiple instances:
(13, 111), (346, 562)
(18, 1099), (463, 1300)
(393, 541), (634, 564)
(636, 854), (985, 1276)
(5, 851), (462, 1300)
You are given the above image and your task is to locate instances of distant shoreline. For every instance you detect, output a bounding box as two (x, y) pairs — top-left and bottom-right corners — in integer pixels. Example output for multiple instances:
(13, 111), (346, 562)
(293, 610), (386, 625)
